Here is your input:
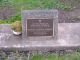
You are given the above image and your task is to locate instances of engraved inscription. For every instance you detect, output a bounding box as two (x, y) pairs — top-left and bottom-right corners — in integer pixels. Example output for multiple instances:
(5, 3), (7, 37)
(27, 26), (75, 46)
(27, 19), (53, 36)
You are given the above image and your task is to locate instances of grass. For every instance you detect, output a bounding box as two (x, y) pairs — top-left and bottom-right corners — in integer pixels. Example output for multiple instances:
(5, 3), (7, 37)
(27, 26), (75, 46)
(30, 53), (58, 60)
(0, 0), (73, 24)
(11, 0), (72, 10)
(0, 50), (80, 60)
(0, 13), (21, 24)
(0, 51), (80, 60)
(30, 52), (80, 60)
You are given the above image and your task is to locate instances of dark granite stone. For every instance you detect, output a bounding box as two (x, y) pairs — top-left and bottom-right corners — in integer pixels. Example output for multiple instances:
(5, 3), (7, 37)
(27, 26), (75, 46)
(22, 10), (58, 41)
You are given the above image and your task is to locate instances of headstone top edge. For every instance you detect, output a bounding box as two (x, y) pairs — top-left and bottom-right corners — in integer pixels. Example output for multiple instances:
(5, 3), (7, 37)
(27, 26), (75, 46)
(22, 9), (58, 13)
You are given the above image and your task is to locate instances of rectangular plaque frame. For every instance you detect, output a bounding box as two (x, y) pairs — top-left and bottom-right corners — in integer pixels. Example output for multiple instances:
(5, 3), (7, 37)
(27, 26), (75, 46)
(27, 19), (54, 36)
(22, 10), (58, 40)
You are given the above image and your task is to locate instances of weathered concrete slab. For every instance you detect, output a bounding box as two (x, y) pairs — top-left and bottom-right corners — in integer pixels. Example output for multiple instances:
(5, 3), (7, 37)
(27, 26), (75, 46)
(58, 23), (80, 46)
(0, 23), (80, 51)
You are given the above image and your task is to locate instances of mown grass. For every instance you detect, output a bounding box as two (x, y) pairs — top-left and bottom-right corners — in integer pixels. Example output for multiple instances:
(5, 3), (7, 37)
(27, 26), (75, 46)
(0, 50), (80, 60)
(30, 52), (80, 60)
(12, 0), (72, 10)
(0, 13), (21, 24)
(0, 0), (73, 24)
(0, 51), (80, 60)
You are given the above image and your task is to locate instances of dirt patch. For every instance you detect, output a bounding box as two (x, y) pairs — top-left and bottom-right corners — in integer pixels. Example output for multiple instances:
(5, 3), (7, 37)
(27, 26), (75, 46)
(59, 0), (80, 23)
(59, 9), (80, 23)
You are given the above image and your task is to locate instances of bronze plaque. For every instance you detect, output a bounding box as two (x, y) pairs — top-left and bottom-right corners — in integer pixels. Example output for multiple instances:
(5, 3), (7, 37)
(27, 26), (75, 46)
(27, 19), (53, 36)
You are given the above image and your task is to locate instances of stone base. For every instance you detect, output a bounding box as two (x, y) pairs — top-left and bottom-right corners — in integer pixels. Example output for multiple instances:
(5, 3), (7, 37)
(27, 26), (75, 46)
(0, 23), (80, 51)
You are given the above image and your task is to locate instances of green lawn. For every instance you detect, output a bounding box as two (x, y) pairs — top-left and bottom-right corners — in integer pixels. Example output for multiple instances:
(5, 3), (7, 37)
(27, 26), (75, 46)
(10, 0), (72, 10)
(33, 54), (56, 60)
(30, 52), (80, 60)
(0, 51), (80, 60)
(0, 0), (72, 24)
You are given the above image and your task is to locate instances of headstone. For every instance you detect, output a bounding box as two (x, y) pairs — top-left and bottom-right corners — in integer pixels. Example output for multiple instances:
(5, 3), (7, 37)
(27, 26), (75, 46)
(22, 10), (58, 40)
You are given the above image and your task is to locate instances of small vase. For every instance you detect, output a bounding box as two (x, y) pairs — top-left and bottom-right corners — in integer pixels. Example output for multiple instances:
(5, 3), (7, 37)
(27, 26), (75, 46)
(12, 30), (21, 35)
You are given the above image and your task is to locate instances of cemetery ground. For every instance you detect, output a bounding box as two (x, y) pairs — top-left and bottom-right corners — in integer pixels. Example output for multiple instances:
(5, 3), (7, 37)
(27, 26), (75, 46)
(0, 50), (80, 60)
(0, 0), (80, 60)
(0, 0), (80, 23)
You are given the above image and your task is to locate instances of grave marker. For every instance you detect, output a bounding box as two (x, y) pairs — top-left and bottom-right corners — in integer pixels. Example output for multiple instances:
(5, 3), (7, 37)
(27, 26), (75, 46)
(22, 10), (58, 40)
